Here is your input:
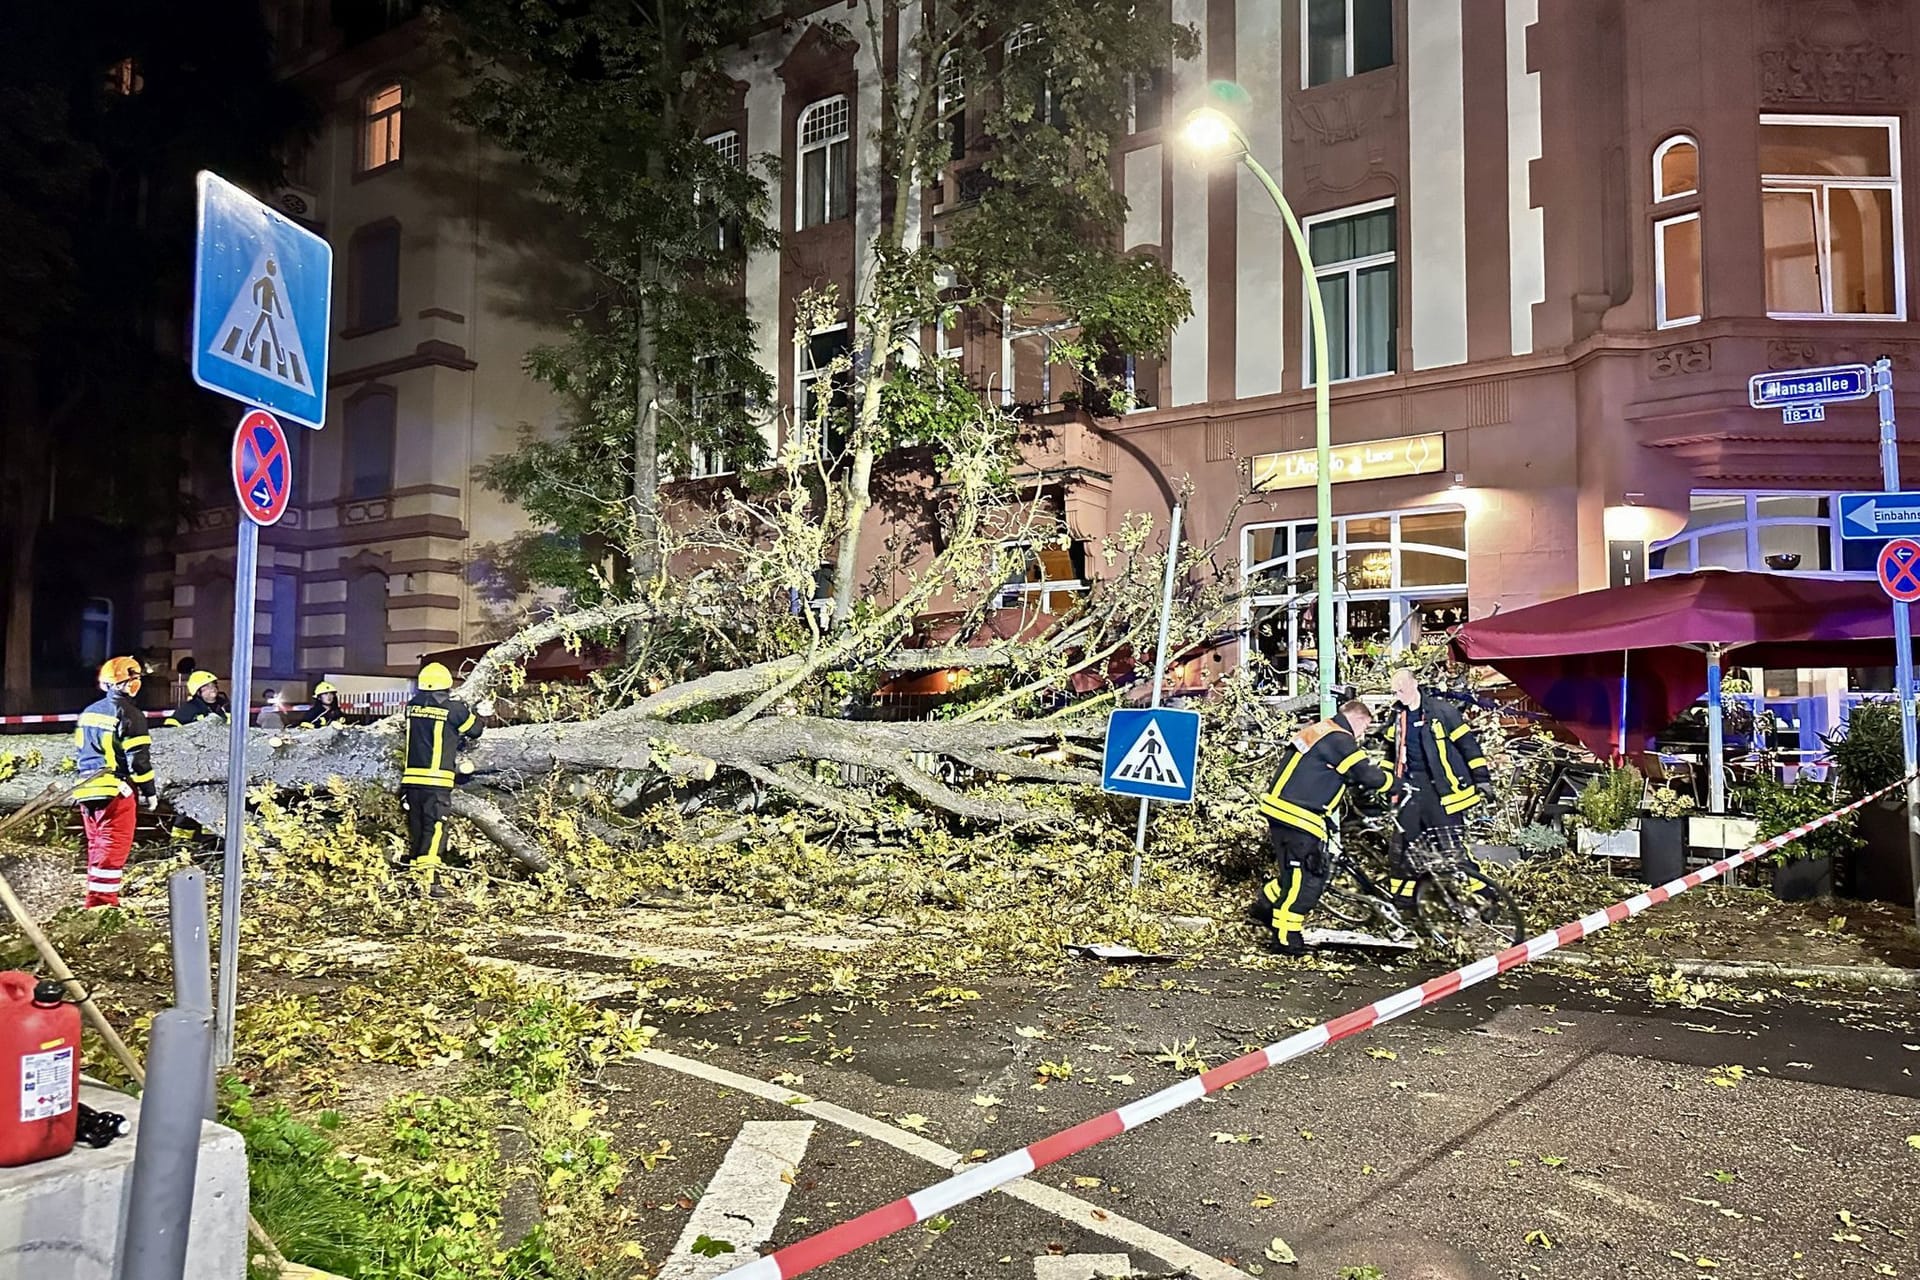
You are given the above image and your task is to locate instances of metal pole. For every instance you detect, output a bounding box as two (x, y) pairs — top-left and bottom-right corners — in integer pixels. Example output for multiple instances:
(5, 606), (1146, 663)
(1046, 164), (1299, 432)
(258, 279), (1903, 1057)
(1236, 143), (1336, 717)
(215, 518), (259, 1066)
(1706, 643), (1726, 814)
(122, 1008), (213, 1280)
(168, 869), (216, 1119)
(1131, 503), (1184, 889)
(1873, 356), (1920, 927)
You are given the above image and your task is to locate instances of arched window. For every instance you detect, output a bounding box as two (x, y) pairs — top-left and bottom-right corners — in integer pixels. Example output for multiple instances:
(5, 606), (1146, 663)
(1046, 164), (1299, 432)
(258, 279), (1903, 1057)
(797, 96), (850, 229)
(360, 81), (404, 174)
(1653, 135), (1698, 201)
(1005, 25), (1060, 126)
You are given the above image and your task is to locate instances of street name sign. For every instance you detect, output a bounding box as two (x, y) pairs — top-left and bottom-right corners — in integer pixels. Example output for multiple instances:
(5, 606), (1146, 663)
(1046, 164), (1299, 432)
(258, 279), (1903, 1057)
(1840, 492), (1920, 540)
(1748, 364), (1873, 411)
(1102, 708), (1201, 804)
(192, 171), (333, 429)
(1877, 539), (1920, 604)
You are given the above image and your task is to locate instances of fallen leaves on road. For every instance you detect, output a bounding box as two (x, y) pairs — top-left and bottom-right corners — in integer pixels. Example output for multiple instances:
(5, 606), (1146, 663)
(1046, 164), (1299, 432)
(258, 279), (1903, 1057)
(972, 1093), (1002, 1107)
(898, 1113), (929, 1131)
(1906, 1134), (1920, 1150)
(1251, 1192), (1276, 1208)
(1035, 1058), (1073, 1082)
(1073, 1175), (1102, 1188)
(1365, 1048), (1397, 1061)
(1708, 1064), (1749, 1088)
(1525, 1230), (1555, 1250)
(1263, 1237), (1298, 1264)
(1015, 1025), (1047, 1040)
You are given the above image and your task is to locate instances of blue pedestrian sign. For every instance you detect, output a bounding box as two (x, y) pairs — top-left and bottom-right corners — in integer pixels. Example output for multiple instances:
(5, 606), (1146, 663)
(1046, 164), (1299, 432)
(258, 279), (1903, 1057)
(1840, 491), (1920, 540)
(1748, 363), (1872, 411)
(1102, 708), (1202, 804)
(192, 171), (332, 429)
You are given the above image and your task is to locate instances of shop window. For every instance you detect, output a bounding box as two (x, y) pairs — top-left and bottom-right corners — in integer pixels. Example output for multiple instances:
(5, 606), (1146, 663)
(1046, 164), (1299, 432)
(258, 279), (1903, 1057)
(1655, 212), (1702, 328)
(938, 54), (967, 162)
(798, 96), (850, 229)
(704, 130), (744, 251)
(1653, 135), (1698, 201)
(1760, 115), (1903, 319)
(360, 81), (404, 174)
(79, 598), (113, 670)
(344, 389), (396, 499)
(348, 221), (400, 330)
(1304, 0), (1393, 89)
(1650, 491), (1877, 577)
(1243, 506), (1467, 695)
(1305, 201), (1397, 384)
(997, 540), (1087, 614)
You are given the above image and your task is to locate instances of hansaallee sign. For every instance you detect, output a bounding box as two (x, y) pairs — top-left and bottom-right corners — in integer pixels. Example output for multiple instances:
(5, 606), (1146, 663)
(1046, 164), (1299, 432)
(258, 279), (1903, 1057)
(1249, 432), (1447, 492)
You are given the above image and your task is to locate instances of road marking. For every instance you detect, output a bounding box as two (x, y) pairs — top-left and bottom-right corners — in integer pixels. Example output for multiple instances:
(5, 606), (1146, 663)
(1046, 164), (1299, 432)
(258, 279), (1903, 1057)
(658, 1120), (815, 1279)
(636, 1047), (1249, 1280)
(1035, 1255), (1133, 1279)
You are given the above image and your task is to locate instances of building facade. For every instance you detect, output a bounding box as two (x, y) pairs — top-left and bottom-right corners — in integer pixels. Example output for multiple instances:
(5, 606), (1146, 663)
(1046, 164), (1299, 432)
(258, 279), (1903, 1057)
(146, 0), (1920, 705)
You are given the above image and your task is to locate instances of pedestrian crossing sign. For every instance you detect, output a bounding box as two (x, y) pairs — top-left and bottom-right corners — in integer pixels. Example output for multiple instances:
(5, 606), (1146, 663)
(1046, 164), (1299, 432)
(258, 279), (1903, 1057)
(191, 171), (332, 429)
(1102, 708), (1202, 804)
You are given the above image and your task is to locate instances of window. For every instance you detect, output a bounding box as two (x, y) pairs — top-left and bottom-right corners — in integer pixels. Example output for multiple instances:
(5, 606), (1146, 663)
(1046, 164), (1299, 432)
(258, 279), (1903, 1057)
(996, 540), (1087, 614)
(1654, 135), (1698, 201)
(1305, 201), (1397, 383)
(269, 573), (298, 677)
(936, 299), (964, 361)
(797, 323), (852, 453)
(104, 58), (143, 97)
(348, 222), (401, 330)
(1244, 506), (1467, 695)
(360, 81), (404, 174)
(798, 97), (850, 229)
(1006, 24), (1062, 127)
(1651, 491), (1881, 577)
(704, 130), (744, 251)
(938, 54), (967, 162)
(686, 442), (732, 479)
(1760, 115), (1903, 319)
(344, 574), (388, 672)
(1655, 212), (1703, 328)
(344, 390), (396, 499)
(1304, 0), (1393, 88)
(1127, 68), (1164, 134)
(79, 598), (113, 670)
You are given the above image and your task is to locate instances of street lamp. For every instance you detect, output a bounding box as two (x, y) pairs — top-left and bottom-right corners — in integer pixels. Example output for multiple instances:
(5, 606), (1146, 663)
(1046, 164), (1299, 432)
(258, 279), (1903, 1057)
(1183, 107), (1338, 718)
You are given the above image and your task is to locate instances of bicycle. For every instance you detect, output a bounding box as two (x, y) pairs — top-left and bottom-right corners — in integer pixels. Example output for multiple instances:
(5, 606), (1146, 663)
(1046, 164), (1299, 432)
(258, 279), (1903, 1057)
(1313, 789), (1526, 954)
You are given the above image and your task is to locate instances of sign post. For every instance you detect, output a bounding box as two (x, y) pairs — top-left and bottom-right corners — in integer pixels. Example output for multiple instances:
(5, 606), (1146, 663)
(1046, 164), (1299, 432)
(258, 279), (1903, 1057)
(193, 171), (329, 1065)
(1870, 359), (1920, 930)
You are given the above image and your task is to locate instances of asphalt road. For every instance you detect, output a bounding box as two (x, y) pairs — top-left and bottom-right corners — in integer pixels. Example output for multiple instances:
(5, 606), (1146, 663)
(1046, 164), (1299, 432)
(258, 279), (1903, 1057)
(582, 952), (1920, 1280)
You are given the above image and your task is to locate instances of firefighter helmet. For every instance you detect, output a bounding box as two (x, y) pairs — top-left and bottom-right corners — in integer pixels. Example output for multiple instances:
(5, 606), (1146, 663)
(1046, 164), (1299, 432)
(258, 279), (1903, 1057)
(186, 670), (220, 696)
(98, 657), (143, 695)
(416, 663), (454, 692)
(313, 681), (338, 697)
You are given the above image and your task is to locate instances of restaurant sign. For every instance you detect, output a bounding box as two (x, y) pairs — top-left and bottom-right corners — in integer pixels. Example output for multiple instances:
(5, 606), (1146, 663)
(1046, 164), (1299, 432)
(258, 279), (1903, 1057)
(1249, 432), (1447, 492)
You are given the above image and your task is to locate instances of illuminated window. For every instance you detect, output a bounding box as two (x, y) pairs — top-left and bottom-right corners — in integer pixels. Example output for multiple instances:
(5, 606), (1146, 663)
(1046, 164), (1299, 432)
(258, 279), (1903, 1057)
(798, 97), (850, 228)
(996, 541), (1087, 614)
(1654, 135), (1698, 201)
(938, 53), (967, 161)
(1655, 212), (1702, 328)
(1305, 201), (1397, 383)
(105, 58), (143, 96)
(1304, 0), (1393, 89)
(1760, 115), (1903, 319)
(1651, 491), (1877, 577)
(360, 82), (404, 174)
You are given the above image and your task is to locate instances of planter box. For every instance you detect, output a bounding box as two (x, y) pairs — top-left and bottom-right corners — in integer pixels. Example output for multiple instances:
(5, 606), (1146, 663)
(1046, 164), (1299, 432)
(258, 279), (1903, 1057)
(1771, 855), (1834, 902)
(1850, 799), (1919, 906)
(1688, 815), (1759, 851)
(1639, 816), (1688, 885)
(1576, 828), (1640, 861)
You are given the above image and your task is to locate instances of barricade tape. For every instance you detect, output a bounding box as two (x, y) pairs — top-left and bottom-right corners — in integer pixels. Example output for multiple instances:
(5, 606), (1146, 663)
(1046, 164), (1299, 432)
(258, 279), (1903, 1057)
(717, 776), (1912, 1280)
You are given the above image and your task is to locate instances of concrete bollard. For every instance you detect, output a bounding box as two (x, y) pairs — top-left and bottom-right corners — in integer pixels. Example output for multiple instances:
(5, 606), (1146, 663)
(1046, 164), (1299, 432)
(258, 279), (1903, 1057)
(121, 1009), (213, 1280)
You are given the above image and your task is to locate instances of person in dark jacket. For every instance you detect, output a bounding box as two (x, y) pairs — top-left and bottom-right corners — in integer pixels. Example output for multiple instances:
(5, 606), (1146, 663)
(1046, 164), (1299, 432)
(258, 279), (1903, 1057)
(164, 670), (229, 842)
(74, 658), (158, 908)
(1385, 670), (1494, 883)
(303, 681), (346, 729)
(400, 662), (492, 868)
(1256, 699), (1398, 954)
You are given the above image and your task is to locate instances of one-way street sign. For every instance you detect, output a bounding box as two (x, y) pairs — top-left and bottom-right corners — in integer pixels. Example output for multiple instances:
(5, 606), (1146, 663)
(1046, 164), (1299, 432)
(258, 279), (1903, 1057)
(1748, 364), (1873, 410)
(1840, 491), (1920, 540)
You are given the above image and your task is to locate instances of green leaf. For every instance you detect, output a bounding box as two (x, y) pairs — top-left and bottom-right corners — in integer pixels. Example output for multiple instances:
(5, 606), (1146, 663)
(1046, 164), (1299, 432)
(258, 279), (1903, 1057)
(691, 1235), (736, 1258)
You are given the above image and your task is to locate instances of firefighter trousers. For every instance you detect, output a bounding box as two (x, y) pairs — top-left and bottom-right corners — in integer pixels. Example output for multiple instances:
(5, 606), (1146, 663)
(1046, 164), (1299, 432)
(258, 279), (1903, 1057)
(80, 793), (137, 908)
(1260, 821), (1331, 951)
(401, 785), (454, 864)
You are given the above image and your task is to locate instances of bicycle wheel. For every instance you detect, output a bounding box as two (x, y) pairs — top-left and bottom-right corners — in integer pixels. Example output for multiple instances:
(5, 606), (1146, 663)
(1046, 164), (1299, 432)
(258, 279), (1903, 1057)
(1316, 867), (1375, 928)
(1413, 872), (1524, 953)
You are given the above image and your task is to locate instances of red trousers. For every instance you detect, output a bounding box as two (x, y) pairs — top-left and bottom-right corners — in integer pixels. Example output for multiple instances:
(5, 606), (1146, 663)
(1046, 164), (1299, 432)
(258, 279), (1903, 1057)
(80, 793), (136, 908)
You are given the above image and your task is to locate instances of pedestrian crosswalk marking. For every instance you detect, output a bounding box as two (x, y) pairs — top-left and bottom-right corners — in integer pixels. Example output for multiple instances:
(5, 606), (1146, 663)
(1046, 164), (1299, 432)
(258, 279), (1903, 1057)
(208, 251), (312, 392)
(1109, 719), (1186, 790)
(659, 1120), (814, 1278)
(1034, 1255), (1133, 1279)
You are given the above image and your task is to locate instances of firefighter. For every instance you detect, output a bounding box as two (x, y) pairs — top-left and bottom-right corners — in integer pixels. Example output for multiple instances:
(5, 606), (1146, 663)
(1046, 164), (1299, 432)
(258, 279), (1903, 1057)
(163, 670), (228, 842)
(399, 663), (492, 870)
(303, 681), (346, 729)
(73, 658), (157, 908)
(1384, 669), (1494, 895)
(1256, 698), (1397, 954)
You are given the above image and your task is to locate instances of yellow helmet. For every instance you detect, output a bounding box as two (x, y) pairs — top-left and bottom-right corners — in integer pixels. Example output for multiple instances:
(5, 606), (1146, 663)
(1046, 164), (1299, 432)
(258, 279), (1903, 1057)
(313, 681), (338, 696)
(416, 662), (454, 691)
(186, 670), (220, 695)
(99, 657), (143, 695)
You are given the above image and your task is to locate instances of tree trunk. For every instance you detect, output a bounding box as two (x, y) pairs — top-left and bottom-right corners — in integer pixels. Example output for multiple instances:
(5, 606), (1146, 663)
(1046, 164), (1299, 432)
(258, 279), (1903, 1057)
(830, 312), (895, 624)
(630, 302), (662, 591)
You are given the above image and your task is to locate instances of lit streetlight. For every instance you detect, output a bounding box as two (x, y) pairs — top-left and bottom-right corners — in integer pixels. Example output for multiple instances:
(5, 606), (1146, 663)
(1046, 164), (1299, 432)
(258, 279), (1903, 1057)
(1183, 106), (1338, 717)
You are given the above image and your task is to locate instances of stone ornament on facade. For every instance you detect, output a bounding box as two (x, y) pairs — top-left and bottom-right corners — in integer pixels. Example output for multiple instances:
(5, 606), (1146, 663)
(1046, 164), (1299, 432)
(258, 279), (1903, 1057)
(340, 499), (393, 525)
(1649, 341), (1713, 379)
(1759, 0), (1912, 105)
(1286, 70), (1400, 194)
(1766, 339), (1915, 372)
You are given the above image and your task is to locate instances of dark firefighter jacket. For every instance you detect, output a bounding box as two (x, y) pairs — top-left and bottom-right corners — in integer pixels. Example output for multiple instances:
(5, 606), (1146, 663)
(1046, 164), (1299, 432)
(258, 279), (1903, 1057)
(1258, 712), (1395, 840)
(304, 701), (346, 729)
(1386, 688), (1492, 816)
(402, 691), (483, 789)
(165, 697), (229, 728)
(74, 694), (156, 803)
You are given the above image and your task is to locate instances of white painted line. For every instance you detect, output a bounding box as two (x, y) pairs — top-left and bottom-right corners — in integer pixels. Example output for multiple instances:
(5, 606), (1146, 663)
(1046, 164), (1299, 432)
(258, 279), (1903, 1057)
(658, 1120), (814, 1280)
(1035, 1254), (1133, 1280)
(636, 1047), (1250, 1280)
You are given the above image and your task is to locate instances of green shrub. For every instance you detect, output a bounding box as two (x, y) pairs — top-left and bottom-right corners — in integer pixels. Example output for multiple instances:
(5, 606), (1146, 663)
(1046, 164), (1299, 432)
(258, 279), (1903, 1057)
(1824, 699), (1905, 799)
(1575, 766), (1643, 833)
(1738, 776), (1861, 867)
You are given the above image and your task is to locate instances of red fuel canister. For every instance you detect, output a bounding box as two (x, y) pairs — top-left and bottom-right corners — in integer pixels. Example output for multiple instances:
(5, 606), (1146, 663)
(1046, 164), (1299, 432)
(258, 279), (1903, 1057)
(0, 971), (80, 1166)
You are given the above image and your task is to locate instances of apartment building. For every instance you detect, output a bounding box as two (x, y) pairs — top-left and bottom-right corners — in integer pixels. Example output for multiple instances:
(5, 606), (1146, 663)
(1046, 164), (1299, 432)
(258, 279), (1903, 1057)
(145, 0), (1920, 707)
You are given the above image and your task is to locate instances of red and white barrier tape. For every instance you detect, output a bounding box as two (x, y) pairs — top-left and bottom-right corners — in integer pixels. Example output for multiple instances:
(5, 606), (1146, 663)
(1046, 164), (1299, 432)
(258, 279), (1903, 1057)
(0, 710), (169, 726)
(718, 777), (1911, 1280)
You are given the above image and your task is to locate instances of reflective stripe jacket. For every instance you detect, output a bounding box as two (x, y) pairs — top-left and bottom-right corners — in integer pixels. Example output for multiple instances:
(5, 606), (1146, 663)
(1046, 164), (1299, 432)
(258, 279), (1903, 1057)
(73, 694), (156, 803)
(1386, 689), (1492, 816)
(1258, 712), (1396, 840)
(164, 697), (228, 728)
(303, 701), (345, 729)
(402, 691), (482, 789)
